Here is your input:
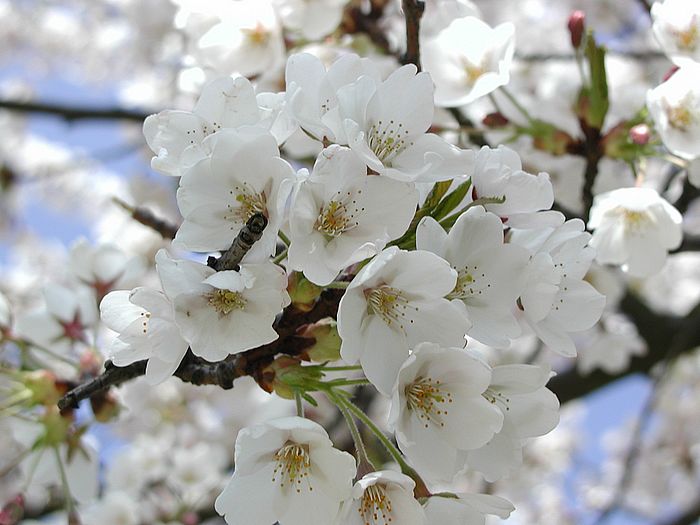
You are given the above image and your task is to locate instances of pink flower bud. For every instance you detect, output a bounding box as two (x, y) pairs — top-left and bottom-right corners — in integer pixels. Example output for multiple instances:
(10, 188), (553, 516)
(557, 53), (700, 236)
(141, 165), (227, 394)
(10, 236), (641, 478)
(568, 11), (586, 49)
(663, 65), (680, 82)
(482, 112), (509, 128)
(629, 124), (651, 145)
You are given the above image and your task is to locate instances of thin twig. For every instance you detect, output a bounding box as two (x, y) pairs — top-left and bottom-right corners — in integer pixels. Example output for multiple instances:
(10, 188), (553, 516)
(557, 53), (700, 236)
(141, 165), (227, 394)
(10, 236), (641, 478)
(212, 213), (268, 271)
(112, 198), (179, 240)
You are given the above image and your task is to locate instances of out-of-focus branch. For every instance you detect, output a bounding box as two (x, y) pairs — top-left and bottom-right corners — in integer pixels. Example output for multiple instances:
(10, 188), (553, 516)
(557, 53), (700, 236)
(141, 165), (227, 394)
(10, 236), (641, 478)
(112, 198), (179, 240)
(342, 2), (392, 55)
(0, 98), (151, 122)
(401, 0), (425, 69)
(550, 293), (700, 404)
(675, 235), (700, 253)
(447, 107), (490, 148)
(515, 50), (665, 61)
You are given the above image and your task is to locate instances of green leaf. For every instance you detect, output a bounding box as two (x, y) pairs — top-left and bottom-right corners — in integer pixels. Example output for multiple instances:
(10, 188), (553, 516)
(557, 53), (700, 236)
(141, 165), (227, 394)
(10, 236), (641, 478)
(583, 30), (609, 129)
(430, 179), (472, 221)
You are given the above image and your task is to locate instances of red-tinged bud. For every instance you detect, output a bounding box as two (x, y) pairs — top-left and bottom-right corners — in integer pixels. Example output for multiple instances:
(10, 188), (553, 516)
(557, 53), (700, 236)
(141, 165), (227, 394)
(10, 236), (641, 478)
(90, 391), (121, 423)
(260, 356), (322, 399)
(663, 65), (680, 82)
(0, 494), (24, 525)
(482, 112), (509, 128)
(629, 124), (651, 145)
(79, 350), (102, 375)
(568, 11), (586, 49)
(68, 510), (82, 525)
(181, 512), (199, 525)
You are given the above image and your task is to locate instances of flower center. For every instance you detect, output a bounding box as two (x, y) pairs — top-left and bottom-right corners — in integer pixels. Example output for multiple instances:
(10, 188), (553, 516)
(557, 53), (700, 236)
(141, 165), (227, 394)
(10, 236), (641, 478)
(207, 289), (247, 316)
(242, 23), (270, 46)
(227, 185), (267, 224)
(614, 208), (653, 234)
(359, 484), (393, 525)
(482, 388), (510, 412)
(405, 376), (452, 428)
(367, 119), (411, 163)
(316, 200), (357, 238)
(665, 95), (697, 131)
(366, 285), (414, 330)
(674, 22), (698, 51)
(272, 443), (312, 493)
(463, 60), (486, 86)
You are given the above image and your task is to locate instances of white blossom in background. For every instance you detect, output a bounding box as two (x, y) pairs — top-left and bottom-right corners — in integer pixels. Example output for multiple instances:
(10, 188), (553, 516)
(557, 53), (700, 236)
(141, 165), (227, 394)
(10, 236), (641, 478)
(273, 0), (349, 40)
(100, 287), (189, 385)
(215, 417), (356, 525)
(464, 364), (560, 481)
(388, 342), (503, 483)
(175, 127), (296, 258)
(337, 247), (470, 395)
(144, 76), (292, 177)
(416, 208), (529, 348)
(588, 187), (683, 277)
(287, 145), (418, 285)
(284, 52), (381, 143)
(337, 470), (425, 525)
(419, 0), (480, 40)
(688, 157), (700, 188)
(156, 250), (289, 361)
(81, 492), (139, 525)
(513, 216), (606, 357)
(333, 63), (475, 182)
(470, 146), (558, 228)
(15, 285), (97, 359)
(578, 330), (646, 375)
(68, 239), (146, 299)
(422, 16), (515, 107)
(185, 0), (285, 78)
(647, 63), (700, 159)
(651, 0), (700, 66)
(423, 493), (514, 525)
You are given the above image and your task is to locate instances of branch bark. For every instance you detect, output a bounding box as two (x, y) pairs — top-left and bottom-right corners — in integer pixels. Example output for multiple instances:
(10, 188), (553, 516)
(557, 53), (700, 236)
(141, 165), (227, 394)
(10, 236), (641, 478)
(0, 98), (151, 122)
(401, 0), (425, 70)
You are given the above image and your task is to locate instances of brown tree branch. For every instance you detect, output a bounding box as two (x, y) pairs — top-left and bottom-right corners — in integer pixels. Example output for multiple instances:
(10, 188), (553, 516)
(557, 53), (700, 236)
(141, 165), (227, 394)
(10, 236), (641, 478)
(0, 98), (151, 122)
(113, 198), (179, 240)
(401, 0), (425, 70)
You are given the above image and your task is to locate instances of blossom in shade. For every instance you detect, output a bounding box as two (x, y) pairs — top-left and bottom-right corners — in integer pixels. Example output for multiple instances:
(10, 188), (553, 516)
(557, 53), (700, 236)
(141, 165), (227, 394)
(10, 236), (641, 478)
(273, 0), (349, 40)
(423, 493), (514, 525)
(588, 187), (683, 277)
(651, 0), (700, 66)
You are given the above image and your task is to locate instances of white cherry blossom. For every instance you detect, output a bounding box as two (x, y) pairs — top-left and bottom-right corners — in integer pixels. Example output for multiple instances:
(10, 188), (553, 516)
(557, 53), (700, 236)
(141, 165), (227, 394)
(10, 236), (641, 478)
(144, 76), (288, 177)
(175, 126), (296, 258)
(464, 364), (560, 481)
(470, 146), (557, 228)
(647, 63), (700, 159)
(423, 493), (514, 525)
(335, 63), (475, 182)
(651, 0), (700, 66)
(416, 207), (529, 348)
(388, 342), (503, 483)
(156, 250), (289, 361)
(422, 16), (515, 107)
(588, 187), (683, 277)
(273, 0), (349, 40)
(513, 216), (606, 357)
(336, 470), (425, 525)
(100, 287), (189, 385)
(284, 52), (381, 143)
(215, 416), (356, 525)
(337, 247), (470, 395)
(288, 145), (418, 285)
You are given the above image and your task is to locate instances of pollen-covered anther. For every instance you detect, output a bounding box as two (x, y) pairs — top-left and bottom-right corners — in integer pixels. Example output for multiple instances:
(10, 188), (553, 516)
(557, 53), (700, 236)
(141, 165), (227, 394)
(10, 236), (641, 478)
(674, 22), (699, 50)
(665, 96), (696, 131)
(207, 289), (247, 316)
(366, 285), (413, 330)
(483, 388), (510, 412)
(405, 377), (452, 429)
(226, 185), (267, 224)
(461, 57), (486, 86)
(367, 120), (411, 163)
(358, 484), (394, 525)
(316, 200), (356, 237)
(271, 443), (312, 493)
(615, 207), (653, 234)
(242, 22), (270, 46)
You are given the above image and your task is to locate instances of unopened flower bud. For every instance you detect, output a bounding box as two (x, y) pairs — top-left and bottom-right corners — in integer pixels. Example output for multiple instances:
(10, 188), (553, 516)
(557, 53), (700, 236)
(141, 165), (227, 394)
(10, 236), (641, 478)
(23, 370), (63, 407)
(482, 112), (509, 128)
(287, 272), (322, 312)
(297, 318), (342, 363)
(629, 124), (651, 145)
(568, 10), (586, 49)
(261, 356), (322, 399)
